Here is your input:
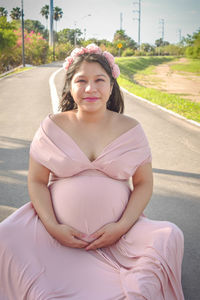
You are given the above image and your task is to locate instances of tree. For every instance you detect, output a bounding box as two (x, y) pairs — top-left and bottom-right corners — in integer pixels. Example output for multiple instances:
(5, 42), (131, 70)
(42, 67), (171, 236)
(57, 28), (82, 45)
(0, 7), (8, 17)
(40, 5), (49, 29)
(54, 6), (63, 32)
(141, 43), (155, 53)
(113, 29), (137, 49)
(184, 28), (200, 59)
(24, 19), (45, 34)
(155, 38), (170, 47)
(10, 7), (21, 20)
(0, 17), (17, 52)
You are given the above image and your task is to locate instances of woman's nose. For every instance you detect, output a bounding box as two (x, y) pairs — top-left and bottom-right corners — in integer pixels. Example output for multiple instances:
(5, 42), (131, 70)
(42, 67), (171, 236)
(85, 81), (96, 92)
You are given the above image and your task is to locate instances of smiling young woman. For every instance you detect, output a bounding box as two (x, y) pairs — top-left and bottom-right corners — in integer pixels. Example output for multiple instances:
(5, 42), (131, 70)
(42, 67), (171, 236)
(0, 44), (184, 300)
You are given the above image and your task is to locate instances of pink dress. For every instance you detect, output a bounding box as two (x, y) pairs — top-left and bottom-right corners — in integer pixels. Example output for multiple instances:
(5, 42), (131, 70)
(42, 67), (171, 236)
(0, 115), (184, 300)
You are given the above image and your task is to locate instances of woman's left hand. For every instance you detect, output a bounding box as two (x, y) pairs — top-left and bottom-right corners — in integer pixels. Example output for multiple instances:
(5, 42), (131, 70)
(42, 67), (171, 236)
(85, 222), (125, 251)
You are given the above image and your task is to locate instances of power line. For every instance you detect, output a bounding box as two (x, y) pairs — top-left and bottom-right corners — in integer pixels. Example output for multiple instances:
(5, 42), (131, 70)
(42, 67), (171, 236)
(133, 0), (141, 48)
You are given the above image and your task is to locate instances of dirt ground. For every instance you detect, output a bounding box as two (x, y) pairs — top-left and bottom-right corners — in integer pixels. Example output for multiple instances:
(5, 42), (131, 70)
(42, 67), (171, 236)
(134, 58), (200, 102)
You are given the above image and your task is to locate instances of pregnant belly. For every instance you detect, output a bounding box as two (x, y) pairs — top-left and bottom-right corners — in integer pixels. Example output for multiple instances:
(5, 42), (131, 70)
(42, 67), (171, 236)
(49, 172), (131, 239)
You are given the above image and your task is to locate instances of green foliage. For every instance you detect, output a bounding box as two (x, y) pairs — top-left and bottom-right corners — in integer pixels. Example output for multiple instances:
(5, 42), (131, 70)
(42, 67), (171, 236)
(57, 28), (82, 45)
(54, 42), (73, 60)
(155, 38), (170, 47)
(0, 17), (17, 52)
(0, 7), (8, 17)
(40, 5), (49, 20)
(141, 43), (155, 53)
(115, 56), (175, 80)
(113, 29), (137, 50)
(10, 7), (21, 20)
(122, 48), (135, 57)
(183, 28), (200, 59)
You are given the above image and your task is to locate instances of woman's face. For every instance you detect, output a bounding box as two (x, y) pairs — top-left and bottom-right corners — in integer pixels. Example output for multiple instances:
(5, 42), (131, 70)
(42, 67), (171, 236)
(70, 61), (113, 112)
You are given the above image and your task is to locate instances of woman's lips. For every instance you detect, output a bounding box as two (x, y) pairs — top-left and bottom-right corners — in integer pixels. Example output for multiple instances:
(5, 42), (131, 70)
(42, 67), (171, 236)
(83, 97), (99, 102)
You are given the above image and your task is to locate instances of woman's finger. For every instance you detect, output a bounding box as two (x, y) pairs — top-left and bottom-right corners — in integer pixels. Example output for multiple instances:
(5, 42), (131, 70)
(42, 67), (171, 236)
(85, 235), (106, 251)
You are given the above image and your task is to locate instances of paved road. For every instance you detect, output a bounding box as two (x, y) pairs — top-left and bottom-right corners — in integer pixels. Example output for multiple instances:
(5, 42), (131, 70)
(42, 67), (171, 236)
(0, 63), (200, 299)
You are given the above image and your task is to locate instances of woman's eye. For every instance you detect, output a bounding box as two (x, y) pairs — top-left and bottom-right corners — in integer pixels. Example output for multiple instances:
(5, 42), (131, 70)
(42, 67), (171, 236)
(96, 79), (104, 82)
(77, 79), (86, 83)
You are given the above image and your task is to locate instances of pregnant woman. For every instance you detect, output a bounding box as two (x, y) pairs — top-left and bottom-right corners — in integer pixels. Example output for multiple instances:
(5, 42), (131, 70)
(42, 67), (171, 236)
(0, 44), (184, 299)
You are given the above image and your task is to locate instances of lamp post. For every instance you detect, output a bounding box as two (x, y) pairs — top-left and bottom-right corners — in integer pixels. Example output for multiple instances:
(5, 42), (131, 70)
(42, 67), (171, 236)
(21, 0), (25, 67)
(49, 0), (54, 47)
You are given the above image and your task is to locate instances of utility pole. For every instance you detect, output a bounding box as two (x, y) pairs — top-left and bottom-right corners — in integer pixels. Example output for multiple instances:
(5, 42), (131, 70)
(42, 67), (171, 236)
(133, 0), (141, 48)
(21, 0), (25, 67)
(159, 18), (164, 41)
(178, 29), (182, 43)
(120, 12), (123, 30)
(49, 0), (54, 47)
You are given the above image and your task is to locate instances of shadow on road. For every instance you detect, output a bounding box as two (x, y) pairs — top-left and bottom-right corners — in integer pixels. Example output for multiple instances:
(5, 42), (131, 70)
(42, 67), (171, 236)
(0, 136), (30, 208)
(153, 167), (200, 179)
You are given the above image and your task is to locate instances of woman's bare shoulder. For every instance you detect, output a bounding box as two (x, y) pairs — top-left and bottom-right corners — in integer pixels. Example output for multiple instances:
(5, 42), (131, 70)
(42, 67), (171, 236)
(49, 111), (75, 126)
(112, 112), (139, 130)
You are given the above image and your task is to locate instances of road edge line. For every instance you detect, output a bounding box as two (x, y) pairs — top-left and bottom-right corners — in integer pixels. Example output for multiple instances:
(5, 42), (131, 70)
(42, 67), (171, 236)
(120, 86), (200, 128)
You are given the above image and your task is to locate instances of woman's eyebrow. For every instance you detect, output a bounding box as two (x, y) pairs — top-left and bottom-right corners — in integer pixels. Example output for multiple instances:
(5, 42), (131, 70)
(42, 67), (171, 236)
(96, 74), (107, 77)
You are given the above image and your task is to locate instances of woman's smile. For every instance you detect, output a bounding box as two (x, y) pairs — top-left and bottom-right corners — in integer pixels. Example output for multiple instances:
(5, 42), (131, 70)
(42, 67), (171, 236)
(83, 97), (100, 102)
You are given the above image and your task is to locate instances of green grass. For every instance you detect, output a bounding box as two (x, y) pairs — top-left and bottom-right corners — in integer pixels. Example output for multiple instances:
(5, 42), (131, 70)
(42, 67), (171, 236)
(115, 56), (200, 123)
(0, 66), (33, 78)
(115, 56), (175, 81)
(170, 59), (200, 75)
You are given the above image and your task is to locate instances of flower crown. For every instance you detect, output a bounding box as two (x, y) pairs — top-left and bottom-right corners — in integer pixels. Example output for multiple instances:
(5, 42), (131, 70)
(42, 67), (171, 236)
(63, 44), (120, 79)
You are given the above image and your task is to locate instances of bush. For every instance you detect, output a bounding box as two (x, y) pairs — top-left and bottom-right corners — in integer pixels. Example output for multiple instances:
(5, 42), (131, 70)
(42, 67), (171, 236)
(54, 42), (73, 60)
(185, 46), (200, 59)
(122, 48), (135, 57)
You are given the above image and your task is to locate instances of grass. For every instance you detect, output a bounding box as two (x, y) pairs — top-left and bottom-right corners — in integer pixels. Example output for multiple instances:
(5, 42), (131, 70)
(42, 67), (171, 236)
(0, 66), (33, 78)
(170, 59), (200, 75)
(115, 56), (200, 123)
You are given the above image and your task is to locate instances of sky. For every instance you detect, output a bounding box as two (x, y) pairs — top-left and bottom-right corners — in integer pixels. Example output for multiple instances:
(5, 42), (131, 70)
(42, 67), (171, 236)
(1, 0), (200, 45)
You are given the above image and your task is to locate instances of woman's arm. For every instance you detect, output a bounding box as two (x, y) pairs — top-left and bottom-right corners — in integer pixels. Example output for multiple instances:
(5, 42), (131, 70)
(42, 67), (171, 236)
(117, 162), (153, 232)
(28, 156), (89, 248)
(85, 162), (153, 251)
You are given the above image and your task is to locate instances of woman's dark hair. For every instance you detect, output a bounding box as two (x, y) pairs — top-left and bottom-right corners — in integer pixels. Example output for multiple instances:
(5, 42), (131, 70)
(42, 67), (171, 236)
(59, 53), (124, 114)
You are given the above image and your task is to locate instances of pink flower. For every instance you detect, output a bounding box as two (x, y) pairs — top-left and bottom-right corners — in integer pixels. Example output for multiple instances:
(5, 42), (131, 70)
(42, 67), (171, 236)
(63, 44), (120, 78)
(112, 64), (120, 79)
(103, 51), (115, 65)
(71, 47), (85, 58)
(63, 56), (74, 70)
(85, 43), (102, 54)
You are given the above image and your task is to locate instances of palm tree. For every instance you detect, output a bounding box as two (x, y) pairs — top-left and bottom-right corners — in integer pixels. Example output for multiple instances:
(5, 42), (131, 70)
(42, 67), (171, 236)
(40, 5), (49, 30)
(0, 7), (8, 17)
(54, 6), (63, 32)
(10, 7), (21, 20)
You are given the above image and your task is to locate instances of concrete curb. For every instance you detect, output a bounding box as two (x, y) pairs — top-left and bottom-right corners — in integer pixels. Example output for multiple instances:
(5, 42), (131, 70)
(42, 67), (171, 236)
(0, 64), (34, 81)
(120, 86), (200, 128)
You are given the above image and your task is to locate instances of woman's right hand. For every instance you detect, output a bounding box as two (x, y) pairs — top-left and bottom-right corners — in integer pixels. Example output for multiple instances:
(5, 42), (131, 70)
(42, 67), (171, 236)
(50, 223), (89, 248)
